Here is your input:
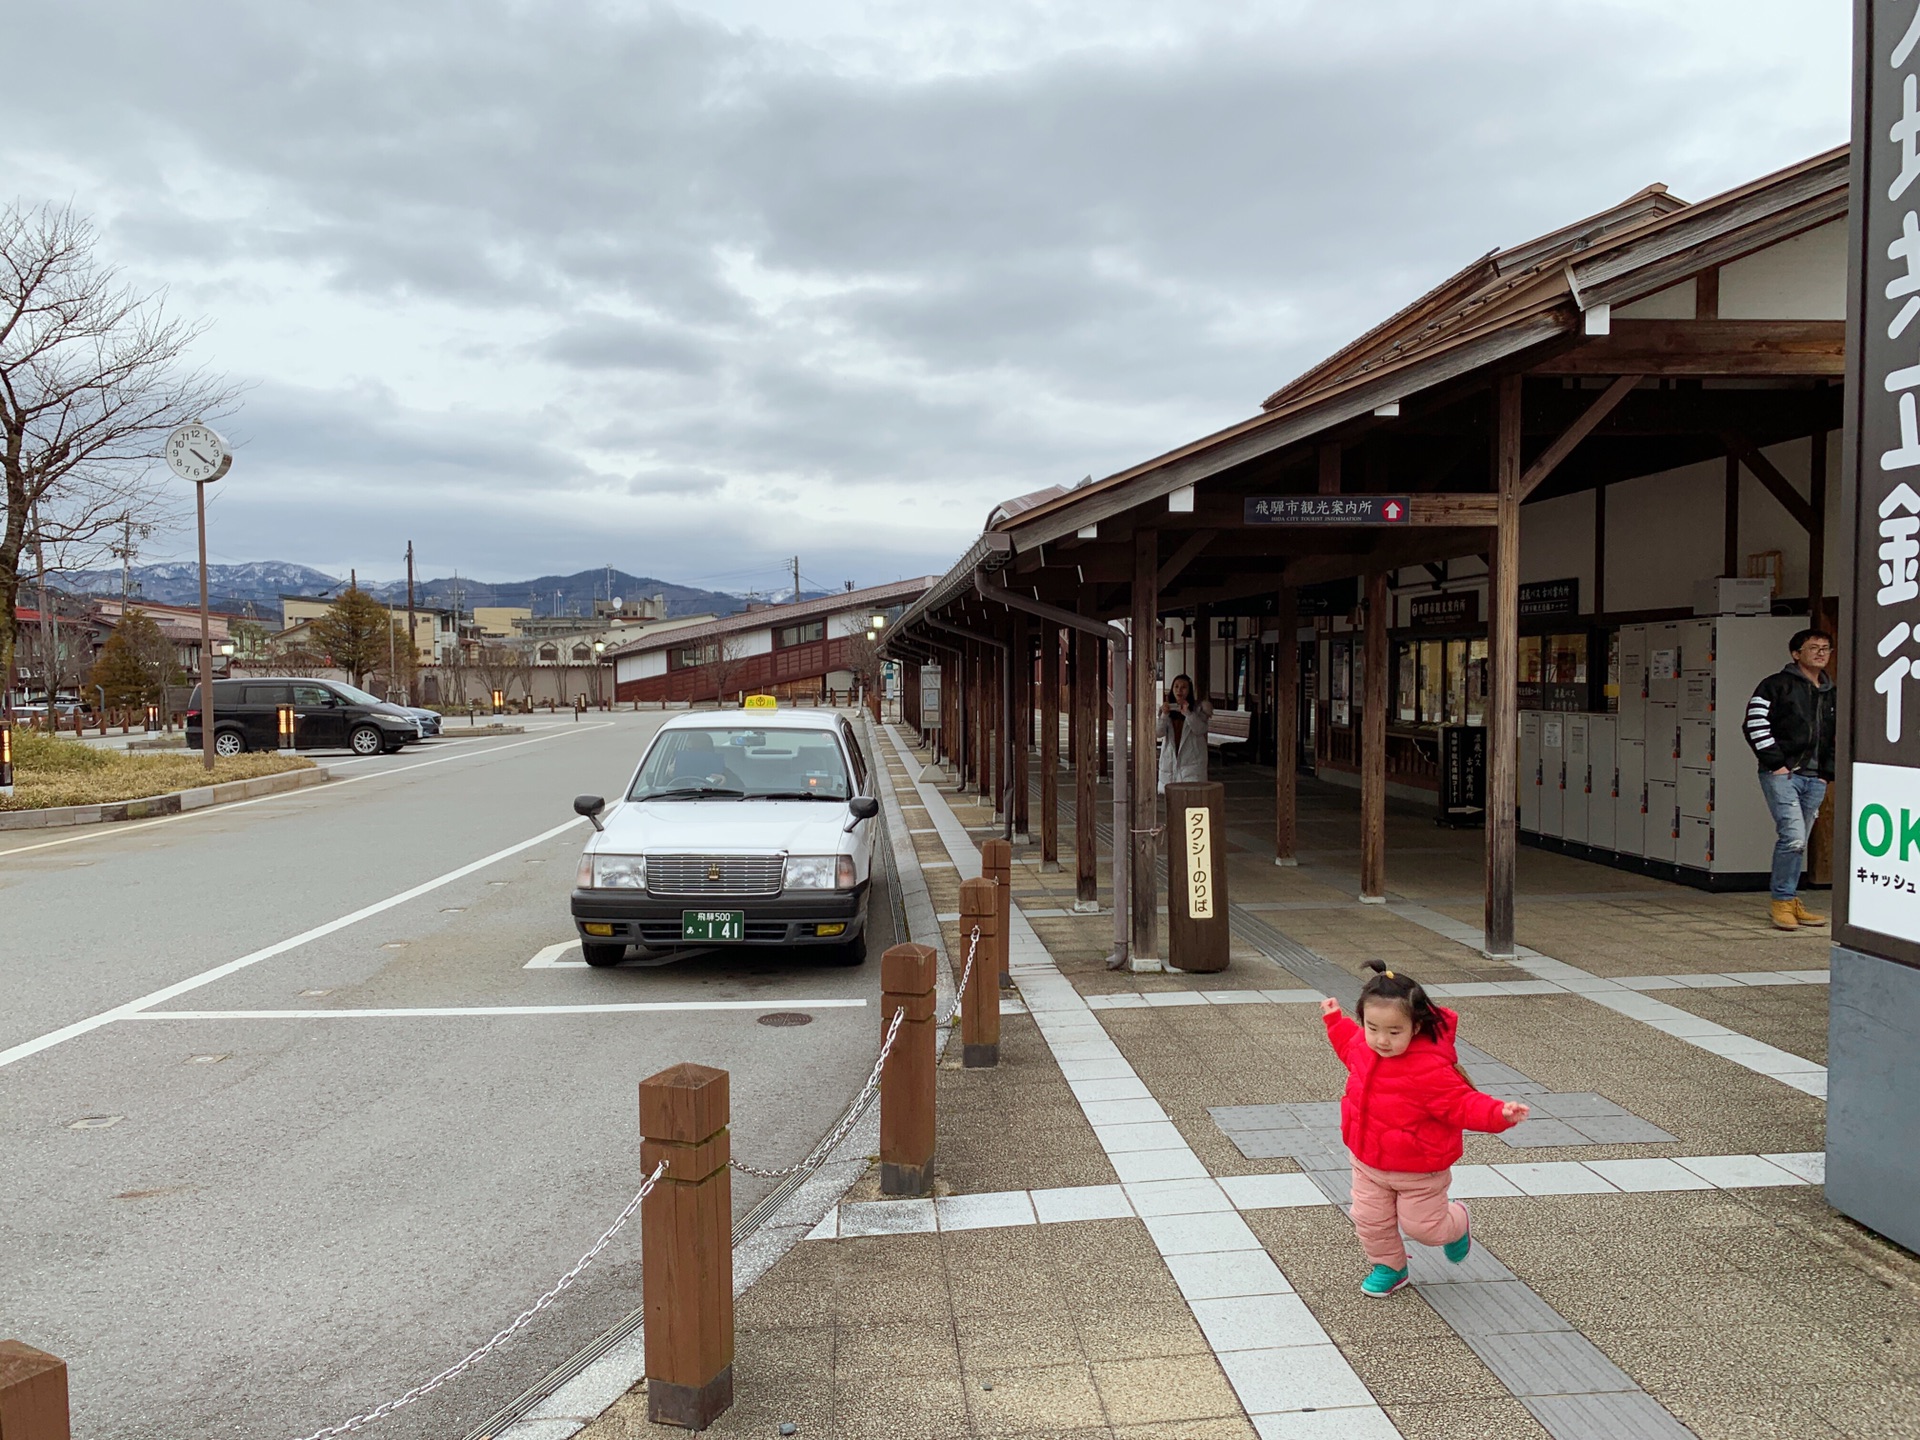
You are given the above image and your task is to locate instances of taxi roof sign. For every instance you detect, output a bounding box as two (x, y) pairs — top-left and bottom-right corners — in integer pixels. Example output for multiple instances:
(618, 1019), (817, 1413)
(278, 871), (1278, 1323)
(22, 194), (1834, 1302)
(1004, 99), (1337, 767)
(743, 694), (777, 710)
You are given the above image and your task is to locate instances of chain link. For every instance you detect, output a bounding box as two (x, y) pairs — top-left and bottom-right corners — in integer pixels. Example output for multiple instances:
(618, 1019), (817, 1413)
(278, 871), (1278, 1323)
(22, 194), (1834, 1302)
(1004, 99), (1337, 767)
(288, 1159), (668, 1440)
(730, 925), (985, 1181)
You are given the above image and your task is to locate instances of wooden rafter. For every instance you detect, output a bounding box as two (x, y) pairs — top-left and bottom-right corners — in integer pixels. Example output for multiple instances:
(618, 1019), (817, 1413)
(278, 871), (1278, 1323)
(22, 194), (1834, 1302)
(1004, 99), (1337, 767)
(1517, 374), (1641, 500)
(1722, 431), (1817, 532)
(1156, 529), (1218, 592)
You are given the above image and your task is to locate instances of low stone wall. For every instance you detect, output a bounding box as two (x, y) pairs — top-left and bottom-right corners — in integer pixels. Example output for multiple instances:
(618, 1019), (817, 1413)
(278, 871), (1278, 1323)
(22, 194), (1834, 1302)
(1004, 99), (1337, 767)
(0, 767), (331, 832)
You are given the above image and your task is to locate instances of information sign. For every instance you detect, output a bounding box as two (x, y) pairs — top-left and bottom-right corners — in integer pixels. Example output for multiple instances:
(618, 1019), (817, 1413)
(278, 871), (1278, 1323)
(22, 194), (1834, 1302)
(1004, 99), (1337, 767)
(1245, 496), (1411, 524)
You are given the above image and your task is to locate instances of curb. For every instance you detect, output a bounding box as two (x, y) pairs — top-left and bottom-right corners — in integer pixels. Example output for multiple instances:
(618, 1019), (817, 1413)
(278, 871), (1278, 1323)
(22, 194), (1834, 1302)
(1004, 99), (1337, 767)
(0, 766), (330, 831)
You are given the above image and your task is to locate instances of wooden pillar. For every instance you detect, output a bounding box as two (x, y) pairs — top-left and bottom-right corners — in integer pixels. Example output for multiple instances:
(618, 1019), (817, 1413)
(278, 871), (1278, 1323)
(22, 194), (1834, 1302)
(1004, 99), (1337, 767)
(1275, 586), (1299, 866)
(982, 838), (1013, 988)
(1723, 452), (1741, 577)
(1041, 624), (1061, 869)
(959, 877), (1000, 1066)
(1485, 374), (1523, 959)
(1012, 612), (1031, 839)
(987, 641), (1003, 816)
(1360, 570), (1389, 902)
(1097, 638), (1110, 778)
(878, 943), (938, 1195)
(0, 1340), (69, 1440)
(1065, 632), (1079, 769)
(1131, 529), (1162, 964)
(1073, 626), (1100, 907)
(640, 1063), (734, 1430)
(1593, 484), (1607, 618)
(1810, 428), (1830, 630)
(1192, 603), (1212, 705)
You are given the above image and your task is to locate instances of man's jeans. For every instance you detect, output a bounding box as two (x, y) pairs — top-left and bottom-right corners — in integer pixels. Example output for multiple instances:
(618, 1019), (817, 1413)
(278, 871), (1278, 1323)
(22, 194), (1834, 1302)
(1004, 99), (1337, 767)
(1759, 770), (1828, 901)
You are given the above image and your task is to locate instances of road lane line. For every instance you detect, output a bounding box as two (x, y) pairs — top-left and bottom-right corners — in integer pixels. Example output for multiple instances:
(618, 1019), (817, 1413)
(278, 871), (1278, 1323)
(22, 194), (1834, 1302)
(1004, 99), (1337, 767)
(0, 725), (615, 860)
(124, 999), (868, 1018)
(0, 816), (587, 1071)
(527, 940), (586, 968)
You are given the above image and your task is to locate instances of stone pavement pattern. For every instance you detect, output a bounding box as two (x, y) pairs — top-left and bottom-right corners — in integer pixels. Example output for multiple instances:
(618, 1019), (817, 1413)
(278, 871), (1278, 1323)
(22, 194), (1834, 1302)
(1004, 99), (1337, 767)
(581, 735), (1920, 1440)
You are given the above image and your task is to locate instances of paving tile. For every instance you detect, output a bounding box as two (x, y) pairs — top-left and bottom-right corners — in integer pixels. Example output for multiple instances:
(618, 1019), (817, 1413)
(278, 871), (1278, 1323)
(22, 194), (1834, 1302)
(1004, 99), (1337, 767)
(1520, 1391), (1698, 1439)
(1218, 1173), (1328, 1210)
(1031, 1184), (1135, 1224)
(1204, 990), (1269, 1005)
(1416, 1280), (1573, 1337)
(1491, 1163), (1619, 1196)
(1580, 1158), (1714, 1192)
(1082, 1097), (1171, 1126)
(1059, 1057), (1138, 1081)
(1191, 1292), (1329, 1351)
(1110, 1149), (1211, 1183)
(1165, 1248), (1295, 1301)
(1143, 991), (1210, 1007)
(1498, 1118), (1591, 1148)
(1142, 1209), (1262, 1255)
(1467, 1329), (1638, 1397)
(837, 1198), (938, 1236)
(1218, 1343), (1379, 1413)
(1259, 989), (1325, 1004)
(1251, 1409), (1402, 1440)
(1125, 1178), (1235, 1217)
(1561, 1115), (1677, 1145)
(1759, 1150), (1826, 1184)
(1069, 1075), (1153, 1103)
(1094, 1120), (1189, 1153)
(1523, 1092), (1629, 1120)
(1674, 1154), (1806, 1189)
(1447, 1166), (1523, 1198)
(1404, 1239), (1515, 1284)
(1092, 1353), (1246, 1427)
(937, 1190), (1038, 1231)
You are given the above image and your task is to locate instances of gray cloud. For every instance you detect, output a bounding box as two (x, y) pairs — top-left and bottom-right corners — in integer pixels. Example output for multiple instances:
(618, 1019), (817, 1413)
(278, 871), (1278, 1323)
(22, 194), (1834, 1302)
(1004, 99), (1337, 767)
(0, 0), (1850, 586)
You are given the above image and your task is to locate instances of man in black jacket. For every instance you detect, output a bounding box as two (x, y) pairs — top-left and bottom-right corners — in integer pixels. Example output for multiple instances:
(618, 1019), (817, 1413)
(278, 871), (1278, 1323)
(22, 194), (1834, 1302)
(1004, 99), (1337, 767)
(1742, 629), (1836, 930)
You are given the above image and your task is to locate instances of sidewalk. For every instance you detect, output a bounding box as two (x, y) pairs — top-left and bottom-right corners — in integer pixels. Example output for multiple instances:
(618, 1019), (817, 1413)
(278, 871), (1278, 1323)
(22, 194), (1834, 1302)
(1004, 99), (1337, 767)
(583, 732), (1920, 1440)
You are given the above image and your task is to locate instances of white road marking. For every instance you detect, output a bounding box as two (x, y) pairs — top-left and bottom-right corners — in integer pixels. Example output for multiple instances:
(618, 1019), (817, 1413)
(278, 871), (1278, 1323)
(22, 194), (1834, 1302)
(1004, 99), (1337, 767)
(0, 725), (615, 860)
(0, 816), (587, 1071)
(124, 999), (868, 1019)
(526, 940), (586, 968)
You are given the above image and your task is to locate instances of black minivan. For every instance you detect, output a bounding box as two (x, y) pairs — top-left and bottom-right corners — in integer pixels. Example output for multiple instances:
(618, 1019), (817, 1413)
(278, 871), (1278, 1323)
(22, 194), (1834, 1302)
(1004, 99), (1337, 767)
(186, 678), (419, 757)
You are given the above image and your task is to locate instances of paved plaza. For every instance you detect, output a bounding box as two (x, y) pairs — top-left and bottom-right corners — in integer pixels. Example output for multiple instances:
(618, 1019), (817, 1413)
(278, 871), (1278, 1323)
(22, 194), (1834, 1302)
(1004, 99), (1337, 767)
(578, 726), (1919, 1440)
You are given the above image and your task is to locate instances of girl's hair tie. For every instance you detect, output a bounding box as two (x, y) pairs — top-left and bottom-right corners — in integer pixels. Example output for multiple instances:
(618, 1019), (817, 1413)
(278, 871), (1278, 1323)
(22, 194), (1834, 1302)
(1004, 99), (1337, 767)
(1384, 970), (1395, 979)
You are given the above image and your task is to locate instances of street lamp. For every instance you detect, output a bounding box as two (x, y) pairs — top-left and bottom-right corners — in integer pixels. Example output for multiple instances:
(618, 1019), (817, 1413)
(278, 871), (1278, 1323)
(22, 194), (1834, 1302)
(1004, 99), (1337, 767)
(0, 722), (13, 797)
(593, 640), (606, 710)
(870, 615), (886, 630)
(164, 421), (233, 772)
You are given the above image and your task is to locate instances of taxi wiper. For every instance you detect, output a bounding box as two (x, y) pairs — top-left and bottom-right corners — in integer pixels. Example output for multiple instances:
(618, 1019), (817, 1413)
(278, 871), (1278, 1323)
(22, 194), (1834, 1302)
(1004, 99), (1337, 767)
(751, 790), (833, 800)
(651, 785), (745, 799)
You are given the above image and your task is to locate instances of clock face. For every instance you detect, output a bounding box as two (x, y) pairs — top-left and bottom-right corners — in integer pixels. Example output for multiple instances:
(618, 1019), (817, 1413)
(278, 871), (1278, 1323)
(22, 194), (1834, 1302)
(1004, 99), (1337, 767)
(164, 423), (230, 483)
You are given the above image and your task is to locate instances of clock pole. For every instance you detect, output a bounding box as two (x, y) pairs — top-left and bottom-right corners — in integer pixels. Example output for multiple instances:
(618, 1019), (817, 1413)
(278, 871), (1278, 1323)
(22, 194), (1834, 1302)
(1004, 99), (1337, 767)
(196, 476), (214, 771)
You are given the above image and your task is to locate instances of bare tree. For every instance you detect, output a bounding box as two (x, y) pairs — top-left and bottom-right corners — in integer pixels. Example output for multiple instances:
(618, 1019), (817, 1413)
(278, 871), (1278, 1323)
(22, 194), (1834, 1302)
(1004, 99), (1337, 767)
(474, 644), (521, 707)
(710, 632), (747, 706)
(270, 643), (327, 679)
(0, 203), (240, 704)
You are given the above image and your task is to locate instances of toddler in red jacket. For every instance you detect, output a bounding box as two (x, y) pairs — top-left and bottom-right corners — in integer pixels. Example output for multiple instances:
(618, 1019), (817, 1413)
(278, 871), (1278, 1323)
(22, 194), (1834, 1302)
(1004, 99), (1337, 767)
(1320, 960), (1530, 1297)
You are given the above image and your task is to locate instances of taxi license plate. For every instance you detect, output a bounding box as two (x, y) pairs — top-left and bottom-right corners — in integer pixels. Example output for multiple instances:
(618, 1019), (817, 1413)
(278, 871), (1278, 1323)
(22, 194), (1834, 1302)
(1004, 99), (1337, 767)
(682, 910), (745, 942)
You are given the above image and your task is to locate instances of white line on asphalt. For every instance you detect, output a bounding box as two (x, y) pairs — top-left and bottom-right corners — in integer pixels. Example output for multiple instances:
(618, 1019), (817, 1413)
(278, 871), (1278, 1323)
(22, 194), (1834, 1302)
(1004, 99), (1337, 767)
(0, 816), (587, 1071)
(0, 725), (615, 860)
(123, 999), (868, 1018)
(526, 940), (586, 968)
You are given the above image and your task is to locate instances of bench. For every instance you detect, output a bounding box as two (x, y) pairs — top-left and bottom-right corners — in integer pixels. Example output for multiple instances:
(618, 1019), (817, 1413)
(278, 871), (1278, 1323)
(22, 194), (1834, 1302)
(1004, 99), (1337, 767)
(1206, 709), (1252, 759)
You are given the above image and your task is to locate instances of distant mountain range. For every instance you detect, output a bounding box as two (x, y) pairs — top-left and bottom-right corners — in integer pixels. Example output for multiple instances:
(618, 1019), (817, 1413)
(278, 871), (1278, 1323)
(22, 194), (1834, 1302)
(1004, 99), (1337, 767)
(48, 562), (765, 623)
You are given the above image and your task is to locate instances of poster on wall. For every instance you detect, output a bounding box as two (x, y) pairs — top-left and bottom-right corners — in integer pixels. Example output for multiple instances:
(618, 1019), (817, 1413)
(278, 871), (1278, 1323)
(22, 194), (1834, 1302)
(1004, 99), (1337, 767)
(1840, 0), (1920, 965)
(1331, 639), (1350, 727)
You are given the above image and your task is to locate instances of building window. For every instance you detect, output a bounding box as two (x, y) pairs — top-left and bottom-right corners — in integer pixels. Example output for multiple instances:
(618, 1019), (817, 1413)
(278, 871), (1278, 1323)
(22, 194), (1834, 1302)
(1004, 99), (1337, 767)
(672, 644), (717, 669)
(775, 620), (824, 648)
(538, 644), (559, 663)
(571, 643), (593, 662)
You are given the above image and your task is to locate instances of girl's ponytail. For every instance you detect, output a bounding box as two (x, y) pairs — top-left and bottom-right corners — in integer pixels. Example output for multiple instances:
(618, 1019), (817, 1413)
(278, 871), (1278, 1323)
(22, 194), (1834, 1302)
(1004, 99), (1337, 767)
(1356, 959), (1445, 1041)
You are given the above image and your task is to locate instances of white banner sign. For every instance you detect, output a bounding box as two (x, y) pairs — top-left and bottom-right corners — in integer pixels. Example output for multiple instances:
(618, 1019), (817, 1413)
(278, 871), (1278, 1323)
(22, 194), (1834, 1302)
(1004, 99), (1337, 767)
(1849, 761), (1920, 943)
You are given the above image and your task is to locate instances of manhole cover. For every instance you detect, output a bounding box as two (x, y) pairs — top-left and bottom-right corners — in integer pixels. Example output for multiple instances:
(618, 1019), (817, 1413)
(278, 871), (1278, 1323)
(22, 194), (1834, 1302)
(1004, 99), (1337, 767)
(757, 1012), (814, 1028)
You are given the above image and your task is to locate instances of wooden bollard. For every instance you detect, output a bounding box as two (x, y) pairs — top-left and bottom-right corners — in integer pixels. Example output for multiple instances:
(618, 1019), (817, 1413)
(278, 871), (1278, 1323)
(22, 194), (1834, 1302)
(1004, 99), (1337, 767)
(1165, 781), (1231, 973)
(639, 1063), (734, 1431)
(959, 877), (1001, 1067)
(0, 1340), (69, 1440)
(879, 943), (939, 1195)
(980, 839), (1014, 989)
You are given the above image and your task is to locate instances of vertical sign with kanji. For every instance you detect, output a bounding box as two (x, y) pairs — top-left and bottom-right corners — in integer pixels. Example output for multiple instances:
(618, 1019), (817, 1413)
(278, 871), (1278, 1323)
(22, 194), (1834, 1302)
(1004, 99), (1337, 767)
(1843, 0), (1920, 962)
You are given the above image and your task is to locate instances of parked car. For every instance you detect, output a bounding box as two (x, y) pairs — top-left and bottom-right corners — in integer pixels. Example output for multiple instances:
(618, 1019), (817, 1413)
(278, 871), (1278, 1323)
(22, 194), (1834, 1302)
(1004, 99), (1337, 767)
(569, 709), (881, 967)
(399, 706), (442, 737)
(185, 678), (417, 757)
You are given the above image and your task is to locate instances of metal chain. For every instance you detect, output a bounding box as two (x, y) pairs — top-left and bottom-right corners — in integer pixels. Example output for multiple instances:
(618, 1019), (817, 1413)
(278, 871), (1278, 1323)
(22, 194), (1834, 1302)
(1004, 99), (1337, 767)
(288, 1160), (668, 1440)
(730, 925), (985, 1181)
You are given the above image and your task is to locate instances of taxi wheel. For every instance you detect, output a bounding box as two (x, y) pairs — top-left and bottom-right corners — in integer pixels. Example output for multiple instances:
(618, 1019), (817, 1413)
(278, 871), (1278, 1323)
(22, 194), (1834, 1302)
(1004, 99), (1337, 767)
(826, 933), (867, 966)
(582, 941), (627, 967)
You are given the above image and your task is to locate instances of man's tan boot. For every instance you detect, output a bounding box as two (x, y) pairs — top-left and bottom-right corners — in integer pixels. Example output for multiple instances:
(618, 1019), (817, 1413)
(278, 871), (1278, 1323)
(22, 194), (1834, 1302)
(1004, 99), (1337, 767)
(1770, 900), (1800, 931)
(1790, 898), (1827, 927)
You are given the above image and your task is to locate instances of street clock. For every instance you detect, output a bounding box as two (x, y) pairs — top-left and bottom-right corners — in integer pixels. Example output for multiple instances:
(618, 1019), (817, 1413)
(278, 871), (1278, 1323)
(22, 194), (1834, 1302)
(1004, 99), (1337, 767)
(164, 422), (231, 483)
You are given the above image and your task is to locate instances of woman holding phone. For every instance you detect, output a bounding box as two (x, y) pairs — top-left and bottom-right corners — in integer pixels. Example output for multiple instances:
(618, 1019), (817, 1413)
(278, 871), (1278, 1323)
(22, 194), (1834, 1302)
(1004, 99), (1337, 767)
(1156, 672), (1213, 793)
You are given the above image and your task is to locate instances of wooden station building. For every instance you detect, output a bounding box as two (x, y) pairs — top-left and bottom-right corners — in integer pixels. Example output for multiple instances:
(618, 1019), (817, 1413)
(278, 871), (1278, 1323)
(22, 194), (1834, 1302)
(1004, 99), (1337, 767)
(882, 146), (1848, 967)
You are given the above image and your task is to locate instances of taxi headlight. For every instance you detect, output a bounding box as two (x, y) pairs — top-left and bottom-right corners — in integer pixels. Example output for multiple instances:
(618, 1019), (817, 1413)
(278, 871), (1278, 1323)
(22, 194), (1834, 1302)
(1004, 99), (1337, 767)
(786, 855), (856, 890)
(591, 854), (647, 889)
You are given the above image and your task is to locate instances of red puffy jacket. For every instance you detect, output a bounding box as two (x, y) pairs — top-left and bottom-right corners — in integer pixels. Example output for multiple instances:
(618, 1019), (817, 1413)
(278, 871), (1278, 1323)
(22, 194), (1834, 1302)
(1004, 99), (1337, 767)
(1322, 1006), (1515, 1172)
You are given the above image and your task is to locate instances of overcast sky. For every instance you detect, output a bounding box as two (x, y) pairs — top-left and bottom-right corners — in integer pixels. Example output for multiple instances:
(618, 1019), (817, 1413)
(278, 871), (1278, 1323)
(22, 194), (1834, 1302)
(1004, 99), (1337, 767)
(4, 1), (1850, 593)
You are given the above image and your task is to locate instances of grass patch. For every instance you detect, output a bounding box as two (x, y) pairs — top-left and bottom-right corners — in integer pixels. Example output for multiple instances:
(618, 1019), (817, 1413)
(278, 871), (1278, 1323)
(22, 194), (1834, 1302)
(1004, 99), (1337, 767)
(3, 730), (315, 811)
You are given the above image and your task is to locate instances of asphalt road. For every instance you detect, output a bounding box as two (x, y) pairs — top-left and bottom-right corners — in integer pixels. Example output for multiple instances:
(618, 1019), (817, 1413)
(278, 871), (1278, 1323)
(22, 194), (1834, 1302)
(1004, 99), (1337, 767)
(0, 711), (898, 1440)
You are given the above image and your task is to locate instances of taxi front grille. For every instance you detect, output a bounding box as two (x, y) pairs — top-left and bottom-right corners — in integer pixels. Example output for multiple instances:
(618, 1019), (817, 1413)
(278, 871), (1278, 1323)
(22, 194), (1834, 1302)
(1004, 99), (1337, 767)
(646, 854), (784, 896)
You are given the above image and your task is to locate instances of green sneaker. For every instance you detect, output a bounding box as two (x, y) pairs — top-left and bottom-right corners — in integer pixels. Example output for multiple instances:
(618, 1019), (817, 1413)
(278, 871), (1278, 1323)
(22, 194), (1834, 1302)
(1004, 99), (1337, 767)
(1445, 1205), (1471, 1264)
(1360, 1264), (1409, 1297)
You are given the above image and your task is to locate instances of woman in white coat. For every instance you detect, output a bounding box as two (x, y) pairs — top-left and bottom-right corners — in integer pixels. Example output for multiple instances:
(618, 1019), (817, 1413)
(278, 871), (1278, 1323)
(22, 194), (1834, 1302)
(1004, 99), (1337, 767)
(1157, 673), (1213, 793)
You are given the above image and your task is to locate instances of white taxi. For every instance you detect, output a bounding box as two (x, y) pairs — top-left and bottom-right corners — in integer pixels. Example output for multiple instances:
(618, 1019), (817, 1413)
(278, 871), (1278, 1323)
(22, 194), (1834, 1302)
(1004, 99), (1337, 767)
(570, 708), (881, 967)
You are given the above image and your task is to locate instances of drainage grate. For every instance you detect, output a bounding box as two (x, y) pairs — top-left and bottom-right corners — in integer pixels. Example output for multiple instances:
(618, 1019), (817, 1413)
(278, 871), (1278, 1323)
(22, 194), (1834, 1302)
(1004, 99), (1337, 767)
(756, 1012), (814, 1027)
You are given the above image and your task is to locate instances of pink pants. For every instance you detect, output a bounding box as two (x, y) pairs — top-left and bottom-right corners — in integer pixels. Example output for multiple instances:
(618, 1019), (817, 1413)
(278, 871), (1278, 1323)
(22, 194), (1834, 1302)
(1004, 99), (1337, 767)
(1348, 1160), (1467, 1270)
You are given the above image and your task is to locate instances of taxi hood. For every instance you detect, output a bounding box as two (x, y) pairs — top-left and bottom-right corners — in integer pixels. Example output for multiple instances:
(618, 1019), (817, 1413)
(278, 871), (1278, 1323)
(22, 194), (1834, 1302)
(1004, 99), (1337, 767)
(590, 797), (855, 854)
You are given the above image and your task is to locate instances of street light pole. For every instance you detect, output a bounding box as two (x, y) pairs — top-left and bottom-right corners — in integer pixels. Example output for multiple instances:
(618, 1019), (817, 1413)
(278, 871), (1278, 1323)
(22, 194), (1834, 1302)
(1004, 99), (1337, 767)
(164, 420), (232, 772)
(195, 479), (214, 771)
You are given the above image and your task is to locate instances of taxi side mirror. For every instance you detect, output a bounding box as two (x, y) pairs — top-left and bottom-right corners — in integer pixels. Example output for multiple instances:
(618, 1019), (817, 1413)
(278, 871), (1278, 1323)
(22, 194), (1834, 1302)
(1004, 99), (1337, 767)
(574, 794), (606, 832)
(848, 796), (879, 822)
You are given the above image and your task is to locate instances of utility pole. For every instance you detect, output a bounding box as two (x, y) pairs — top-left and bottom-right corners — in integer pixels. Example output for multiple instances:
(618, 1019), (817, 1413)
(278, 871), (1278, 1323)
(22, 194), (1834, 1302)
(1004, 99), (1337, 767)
(792, 555), (801, 605)
(406, 541), (417, 705)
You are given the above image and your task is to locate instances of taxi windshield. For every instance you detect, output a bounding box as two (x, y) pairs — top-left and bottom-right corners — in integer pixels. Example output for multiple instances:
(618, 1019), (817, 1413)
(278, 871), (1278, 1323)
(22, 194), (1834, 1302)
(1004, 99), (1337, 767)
(629, 727), (851, 801)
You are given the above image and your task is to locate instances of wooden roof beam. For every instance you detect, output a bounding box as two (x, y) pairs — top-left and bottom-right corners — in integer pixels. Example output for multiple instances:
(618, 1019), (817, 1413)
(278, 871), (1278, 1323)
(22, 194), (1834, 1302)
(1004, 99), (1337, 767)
(1722, 430), (1817, 532)
(1531, 320), (1843, 377)
(1517, 374), (1641, 501)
